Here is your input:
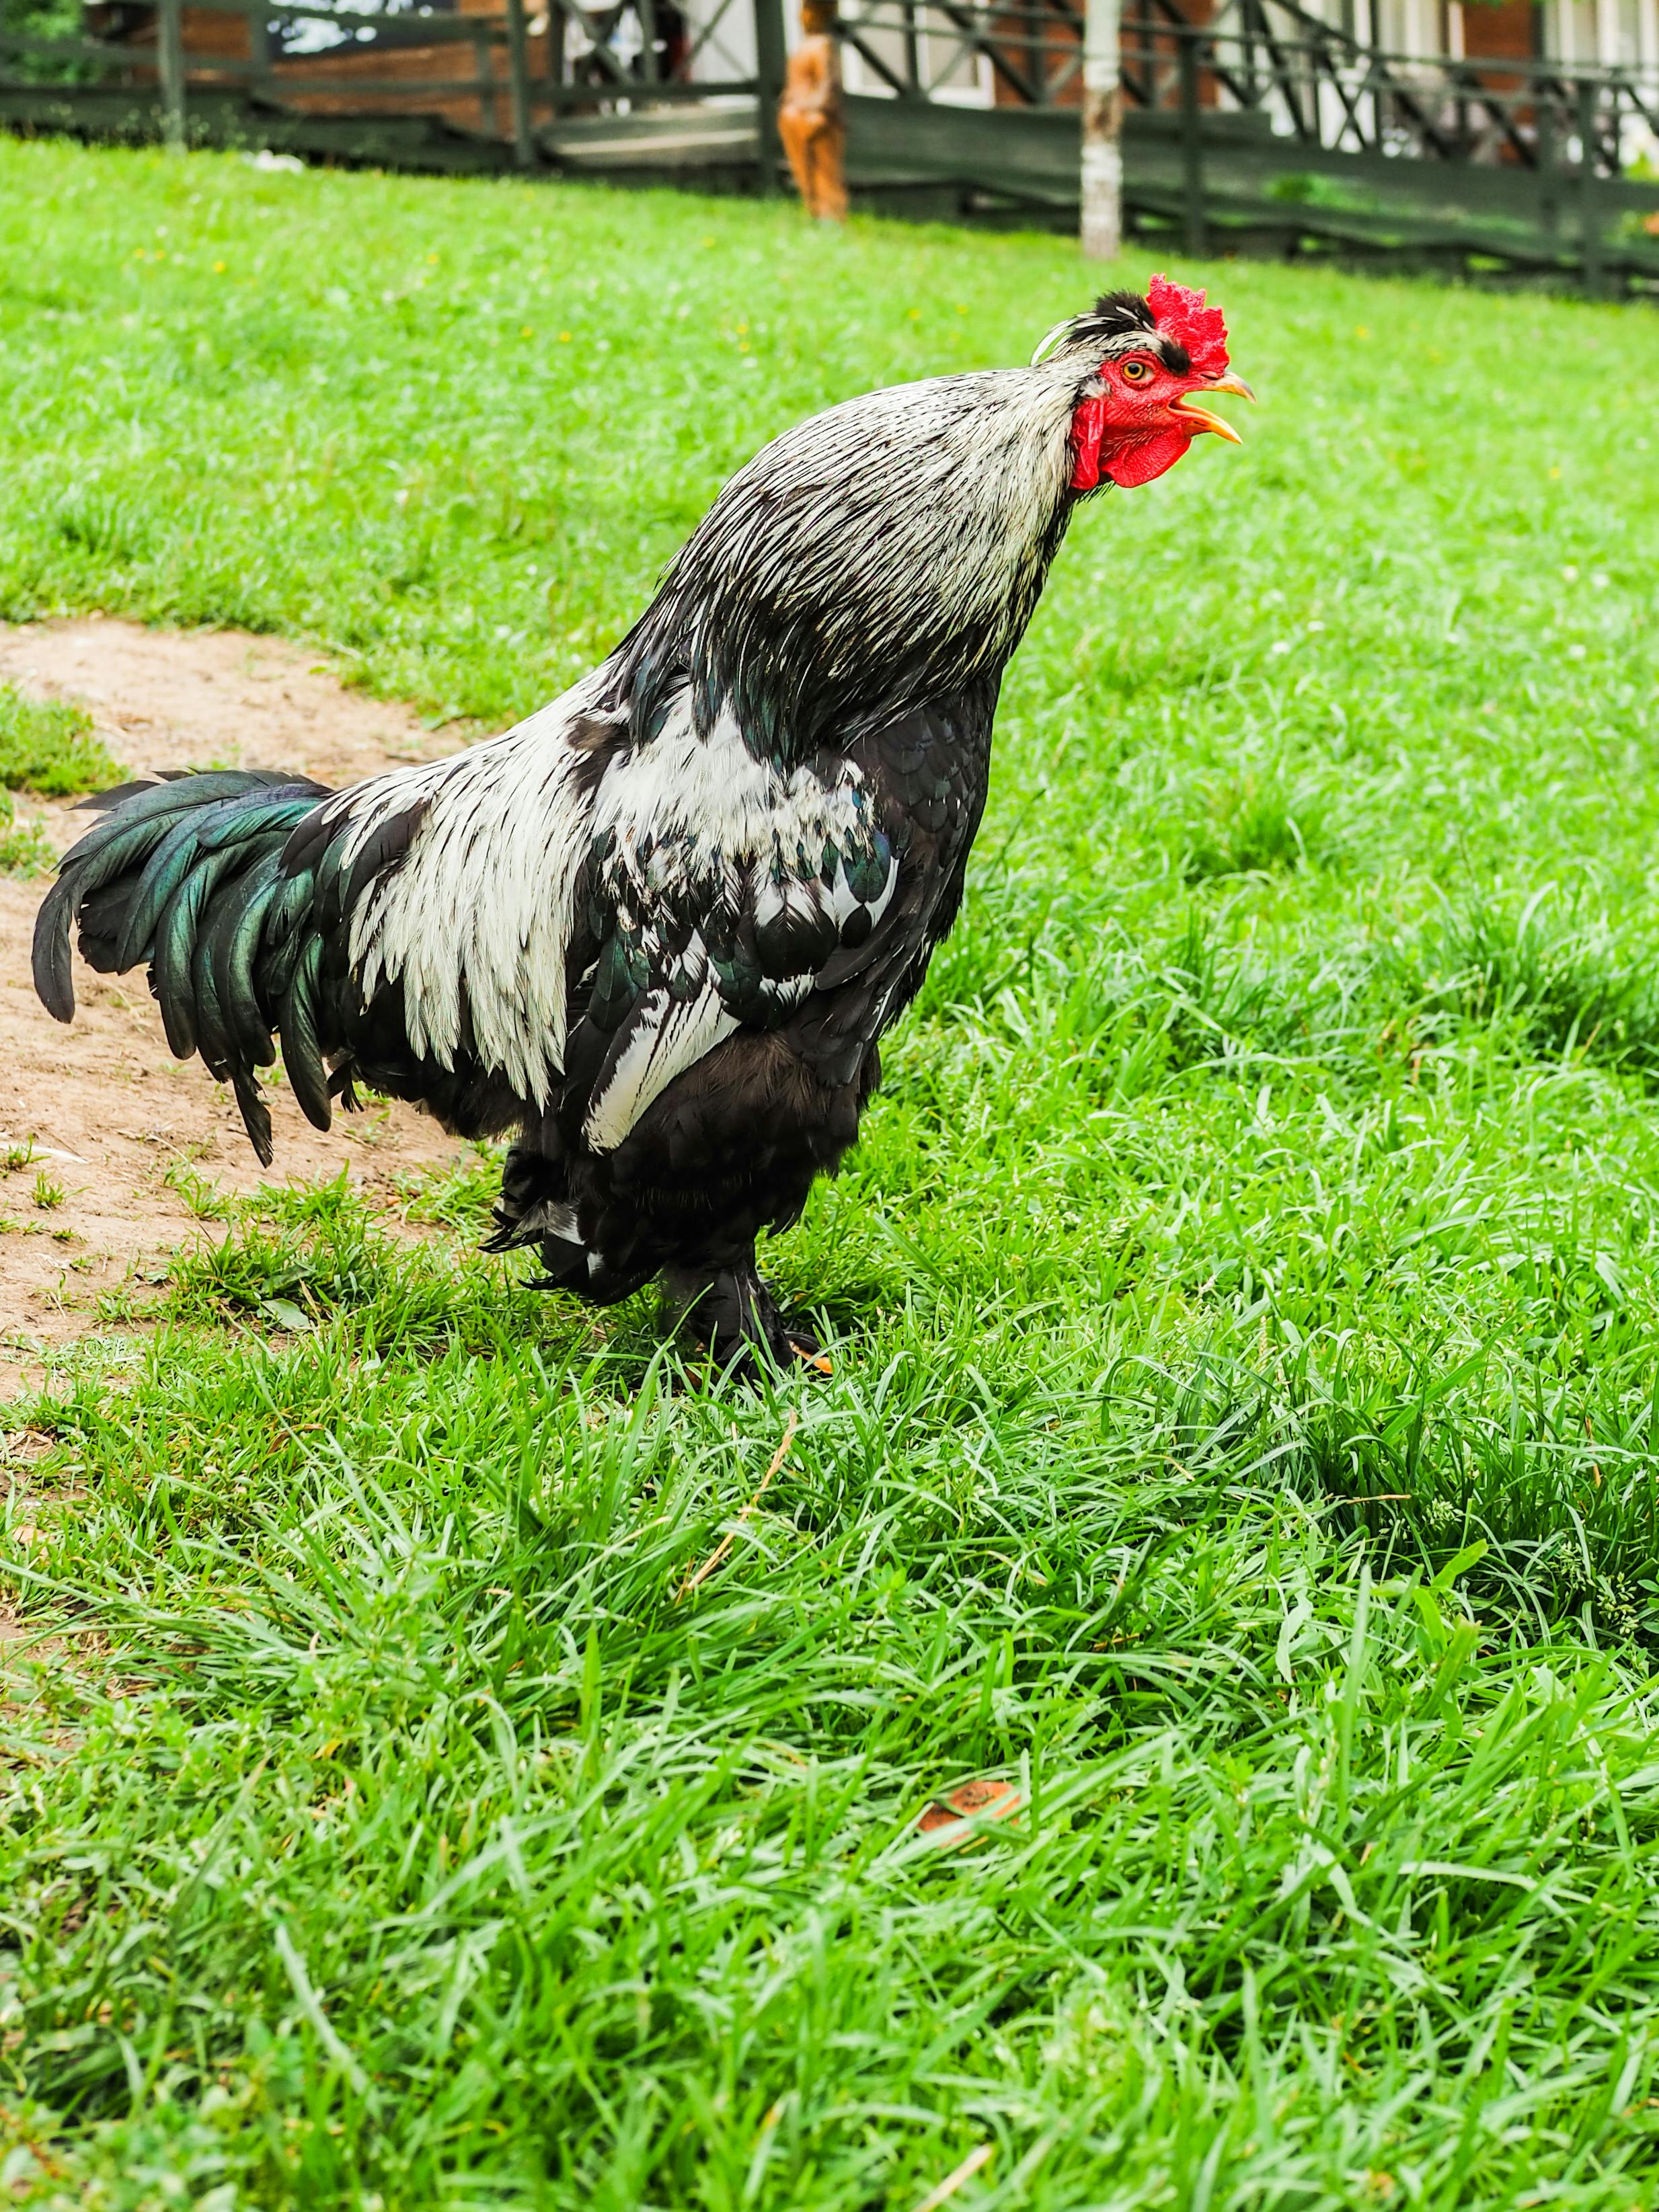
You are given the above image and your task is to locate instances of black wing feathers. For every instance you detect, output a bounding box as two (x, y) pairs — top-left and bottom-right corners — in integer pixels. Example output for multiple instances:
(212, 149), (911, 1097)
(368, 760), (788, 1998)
(339, 797), (432, 922)
(789, 687), (996, 1090)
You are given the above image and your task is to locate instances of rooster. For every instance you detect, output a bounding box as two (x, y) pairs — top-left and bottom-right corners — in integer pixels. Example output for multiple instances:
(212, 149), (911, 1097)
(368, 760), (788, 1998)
(33, 278), (1249, 1369)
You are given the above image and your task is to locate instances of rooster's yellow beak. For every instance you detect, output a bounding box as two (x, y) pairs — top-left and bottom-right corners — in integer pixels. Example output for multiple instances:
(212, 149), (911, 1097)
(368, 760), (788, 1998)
(1170, 375), (1255, 444)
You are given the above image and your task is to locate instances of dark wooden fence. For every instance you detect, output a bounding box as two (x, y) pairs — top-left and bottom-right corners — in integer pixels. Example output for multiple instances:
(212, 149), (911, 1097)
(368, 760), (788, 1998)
(4, 0), (1659, 294)
(0, 0), (788, 185)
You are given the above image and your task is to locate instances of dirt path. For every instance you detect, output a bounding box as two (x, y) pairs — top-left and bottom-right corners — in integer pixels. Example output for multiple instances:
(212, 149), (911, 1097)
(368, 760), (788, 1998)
(0, 619), (475, 1391)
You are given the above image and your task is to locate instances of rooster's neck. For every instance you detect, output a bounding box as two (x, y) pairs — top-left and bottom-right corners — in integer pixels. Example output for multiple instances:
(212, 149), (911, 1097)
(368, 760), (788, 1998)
(614, 366), (1081, 766)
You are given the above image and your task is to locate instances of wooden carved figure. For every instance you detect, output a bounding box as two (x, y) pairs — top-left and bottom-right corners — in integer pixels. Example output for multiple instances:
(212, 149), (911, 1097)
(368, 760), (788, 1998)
(778, 0), (847, 221)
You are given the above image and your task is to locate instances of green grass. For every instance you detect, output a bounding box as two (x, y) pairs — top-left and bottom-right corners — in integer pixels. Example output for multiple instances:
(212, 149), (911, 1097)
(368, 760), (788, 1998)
(0, 682), (124, 799)
(0, 786), (52, 874)
(5, 136), (1659, 2209)
(0, 678), (125, 872)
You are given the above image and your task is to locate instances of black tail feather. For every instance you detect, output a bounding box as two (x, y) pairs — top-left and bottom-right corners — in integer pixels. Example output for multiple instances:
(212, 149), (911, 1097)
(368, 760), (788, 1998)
(32, 768), (336, 1159)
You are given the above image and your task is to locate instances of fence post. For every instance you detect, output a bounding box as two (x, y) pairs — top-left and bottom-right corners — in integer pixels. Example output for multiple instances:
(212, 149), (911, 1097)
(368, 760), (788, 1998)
(546, 0), (566, 109)
(1178, 25), (1206, 258)
(504, 0), (536, 167)
(158, 0), (186, 152)
(1080, 0), (1122, 259)
(472, 21), (496, 136)
(1578, 75), (1603, 297)
(1537, 84), (1557, 236)
(753, 0), (786, 196)
(245, 0), (270, 102)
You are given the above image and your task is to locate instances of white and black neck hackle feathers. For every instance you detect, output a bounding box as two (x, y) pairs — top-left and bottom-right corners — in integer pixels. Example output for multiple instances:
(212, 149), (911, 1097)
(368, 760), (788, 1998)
(31, 280), (1240, 1371)
(617, 352), (1081, 766)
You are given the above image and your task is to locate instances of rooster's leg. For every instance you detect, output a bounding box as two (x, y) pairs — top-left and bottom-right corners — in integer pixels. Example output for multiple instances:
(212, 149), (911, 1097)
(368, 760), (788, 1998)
(662, 1256), (828, 1376)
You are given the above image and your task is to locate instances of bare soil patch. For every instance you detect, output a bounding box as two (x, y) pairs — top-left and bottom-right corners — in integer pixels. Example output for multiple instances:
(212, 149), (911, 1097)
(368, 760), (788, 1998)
(0, 619), (475, 1390)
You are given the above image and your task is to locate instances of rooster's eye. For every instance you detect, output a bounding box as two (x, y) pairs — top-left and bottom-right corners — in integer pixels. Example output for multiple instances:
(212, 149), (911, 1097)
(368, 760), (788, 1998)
(1120, 359), (1154, 385)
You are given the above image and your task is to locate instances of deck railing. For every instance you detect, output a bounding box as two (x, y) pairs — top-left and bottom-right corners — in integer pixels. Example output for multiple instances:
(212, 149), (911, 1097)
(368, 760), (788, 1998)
(835, 0), (1659, 290)
(0, 0), (789, 182)
(843, 0), (1659, 157)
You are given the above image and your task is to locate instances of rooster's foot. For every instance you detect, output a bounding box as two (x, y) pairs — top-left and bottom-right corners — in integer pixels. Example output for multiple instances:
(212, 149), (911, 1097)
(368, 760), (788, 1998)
(663, 1262), (827, 1378)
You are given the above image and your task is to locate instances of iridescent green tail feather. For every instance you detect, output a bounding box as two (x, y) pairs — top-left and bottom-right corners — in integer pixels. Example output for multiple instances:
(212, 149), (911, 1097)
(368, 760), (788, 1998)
(33, 768), (336, 1167)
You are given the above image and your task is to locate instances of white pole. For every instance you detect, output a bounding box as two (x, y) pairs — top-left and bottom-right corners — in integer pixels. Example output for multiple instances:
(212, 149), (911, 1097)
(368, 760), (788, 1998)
(1081, 0), (1123, 260)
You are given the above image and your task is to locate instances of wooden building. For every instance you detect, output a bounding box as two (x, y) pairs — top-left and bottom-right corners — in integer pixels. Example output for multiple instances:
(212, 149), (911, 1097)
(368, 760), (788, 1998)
(828, 0), (1659, 106)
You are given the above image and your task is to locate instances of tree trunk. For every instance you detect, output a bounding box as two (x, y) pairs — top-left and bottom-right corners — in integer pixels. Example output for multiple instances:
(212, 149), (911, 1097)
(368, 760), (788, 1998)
(1081, 0), (1122, 260)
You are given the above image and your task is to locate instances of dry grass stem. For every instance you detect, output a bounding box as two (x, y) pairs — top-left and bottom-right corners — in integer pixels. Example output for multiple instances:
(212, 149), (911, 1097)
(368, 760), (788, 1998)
(678, 1410), (799, 1599)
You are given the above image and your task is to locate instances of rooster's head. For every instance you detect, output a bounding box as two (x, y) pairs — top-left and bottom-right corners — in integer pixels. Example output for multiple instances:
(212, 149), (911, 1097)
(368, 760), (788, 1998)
(1036, 275), (1253, 494)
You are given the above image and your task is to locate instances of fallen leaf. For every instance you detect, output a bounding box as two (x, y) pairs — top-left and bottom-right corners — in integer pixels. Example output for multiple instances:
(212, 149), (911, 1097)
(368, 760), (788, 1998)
(917, 1777), (1024, 1844)
(259, 1297), (314, 1333)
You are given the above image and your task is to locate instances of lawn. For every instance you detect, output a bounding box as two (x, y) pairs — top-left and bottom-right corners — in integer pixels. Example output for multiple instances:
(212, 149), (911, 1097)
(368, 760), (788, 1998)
(5, 133), (1659, 2210)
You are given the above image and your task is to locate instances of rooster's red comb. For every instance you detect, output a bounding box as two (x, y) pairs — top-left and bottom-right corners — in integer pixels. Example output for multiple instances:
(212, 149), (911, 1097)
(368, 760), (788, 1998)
(1146, 274), (1229, 379)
